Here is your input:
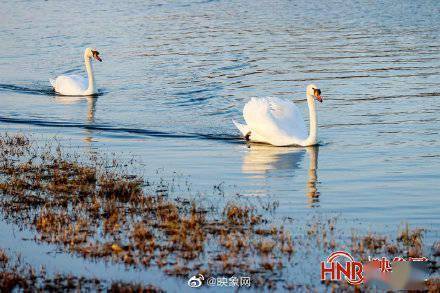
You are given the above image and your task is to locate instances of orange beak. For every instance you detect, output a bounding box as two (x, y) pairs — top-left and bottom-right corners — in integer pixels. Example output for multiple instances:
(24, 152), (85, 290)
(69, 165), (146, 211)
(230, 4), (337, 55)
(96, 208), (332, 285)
(316, 95), (323, 103)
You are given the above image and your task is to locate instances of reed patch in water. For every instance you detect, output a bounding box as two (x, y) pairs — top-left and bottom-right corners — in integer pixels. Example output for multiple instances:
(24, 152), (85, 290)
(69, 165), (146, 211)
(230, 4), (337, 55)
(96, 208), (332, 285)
(0, 133), (295, 288)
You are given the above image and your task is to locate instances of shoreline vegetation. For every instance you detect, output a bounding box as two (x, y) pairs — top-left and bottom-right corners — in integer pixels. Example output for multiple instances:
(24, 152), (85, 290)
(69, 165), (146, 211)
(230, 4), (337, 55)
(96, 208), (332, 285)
(0, 132), (438, 291)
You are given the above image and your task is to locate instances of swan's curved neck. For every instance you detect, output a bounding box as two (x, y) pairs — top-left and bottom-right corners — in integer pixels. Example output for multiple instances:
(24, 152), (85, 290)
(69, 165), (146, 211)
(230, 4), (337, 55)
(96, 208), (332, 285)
(302, 94), (318, 146)
(84, 56), (95, 95)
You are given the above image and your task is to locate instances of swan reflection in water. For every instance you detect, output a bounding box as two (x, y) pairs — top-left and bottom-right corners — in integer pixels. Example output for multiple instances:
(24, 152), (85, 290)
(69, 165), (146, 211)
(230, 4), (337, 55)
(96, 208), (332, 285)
(241, 144), (320, 206)
(53, 95), (97, 143)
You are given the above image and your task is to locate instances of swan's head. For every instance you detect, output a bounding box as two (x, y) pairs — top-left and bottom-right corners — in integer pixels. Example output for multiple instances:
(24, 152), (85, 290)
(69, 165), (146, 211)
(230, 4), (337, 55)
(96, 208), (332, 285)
(306, 84), (323, 103)
(84, 48), (102, 62)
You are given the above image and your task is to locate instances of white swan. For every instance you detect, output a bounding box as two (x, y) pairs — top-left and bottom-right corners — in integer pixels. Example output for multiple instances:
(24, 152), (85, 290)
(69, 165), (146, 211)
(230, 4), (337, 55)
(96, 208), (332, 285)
(50, 48), (102, 96)
(233, 84), (323, 146)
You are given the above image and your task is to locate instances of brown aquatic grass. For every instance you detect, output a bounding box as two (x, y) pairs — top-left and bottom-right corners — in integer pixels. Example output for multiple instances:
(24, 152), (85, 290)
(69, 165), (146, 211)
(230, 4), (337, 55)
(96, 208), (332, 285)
(0, 133), (295, 287)
(0, 133), (437, 291)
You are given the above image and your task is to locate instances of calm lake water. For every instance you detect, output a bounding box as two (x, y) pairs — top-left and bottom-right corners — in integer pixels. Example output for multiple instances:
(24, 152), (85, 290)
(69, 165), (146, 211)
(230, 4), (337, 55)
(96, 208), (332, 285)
(1, 0), (439, 289)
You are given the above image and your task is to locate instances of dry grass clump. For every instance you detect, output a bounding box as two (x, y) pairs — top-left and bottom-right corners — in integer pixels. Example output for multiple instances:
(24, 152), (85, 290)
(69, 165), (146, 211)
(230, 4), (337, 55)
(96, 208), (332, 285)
(0, 250), (8, 264)
(0, 133), (295, 287)
(304, 217), (338, 251)
(0, 133), (29, 147)
(224, 203), (261, 226)
(98, 173), (143, 202)
(0, 133), (30, 157)
(397, 225), (424, 245)
(397, 224), (424, 257)
(351, 233), (388, 255)
(0, 271), (28, 292)
(348, 224), (434, 263)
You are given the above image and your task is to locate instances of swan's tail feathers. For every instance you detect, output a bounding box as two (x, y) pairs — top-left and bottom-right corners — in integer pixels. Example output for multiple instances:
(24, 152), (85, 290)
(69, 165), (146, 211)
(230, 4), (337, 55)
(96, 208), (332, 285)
(233, 120), (251, 137)
(49, 78), (56, 88)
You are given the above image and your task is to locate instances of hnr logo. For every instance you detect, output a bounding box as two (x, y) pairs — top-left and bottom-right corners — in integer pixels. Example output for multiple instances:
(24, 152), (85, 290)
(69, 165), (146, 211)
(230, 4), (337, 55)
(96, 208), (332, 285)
(321, 251), (364, 285)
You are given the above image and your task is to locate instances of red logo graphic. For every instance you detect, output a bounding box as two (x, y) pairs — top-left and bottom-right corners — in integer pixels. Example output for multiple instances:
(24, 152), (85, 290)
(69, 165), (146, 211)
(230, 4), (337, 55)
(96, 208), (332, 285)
(321, 251), (364, 285)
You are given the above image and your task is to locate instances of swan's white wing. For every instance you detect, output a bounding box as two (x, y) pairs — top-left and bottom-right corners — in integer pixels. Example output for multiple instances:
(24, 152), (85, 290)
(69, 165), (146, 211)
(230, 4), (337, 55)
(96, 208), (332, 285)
(233, 119), (271, 142)
(243, 97), (307, 146)
(51, 75), (87, 95)
(232, 120), (250, 137)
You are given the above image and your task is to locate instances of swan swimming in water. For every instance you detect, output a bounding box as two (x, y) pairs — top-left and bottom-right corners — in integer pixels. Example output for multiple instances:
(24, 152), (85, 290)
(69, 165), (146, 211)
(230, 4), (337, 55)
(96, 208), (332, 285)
(50, 48), (102, 96)
(233, 84), (323, 146)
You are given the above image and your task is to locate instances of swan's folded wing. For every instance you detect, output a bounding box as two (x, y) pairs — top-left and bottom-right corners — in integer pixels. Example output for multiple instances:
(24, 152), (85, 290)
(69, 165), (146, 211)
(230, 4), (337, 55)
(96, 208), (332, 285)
(243, 97), (307, 145)
(53, 75), (87, 95)
(267, 97), (308, 137)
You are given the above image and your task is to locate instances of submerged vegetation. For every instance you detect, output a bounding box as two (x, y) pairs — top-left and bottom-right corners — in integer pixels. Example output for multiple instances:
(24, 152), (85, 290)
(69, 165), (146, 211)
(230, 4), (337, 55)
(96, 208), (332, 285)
(0, 133), (438, 291)
(0, 247), (162, 292)
(0, 133), (295, 288)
